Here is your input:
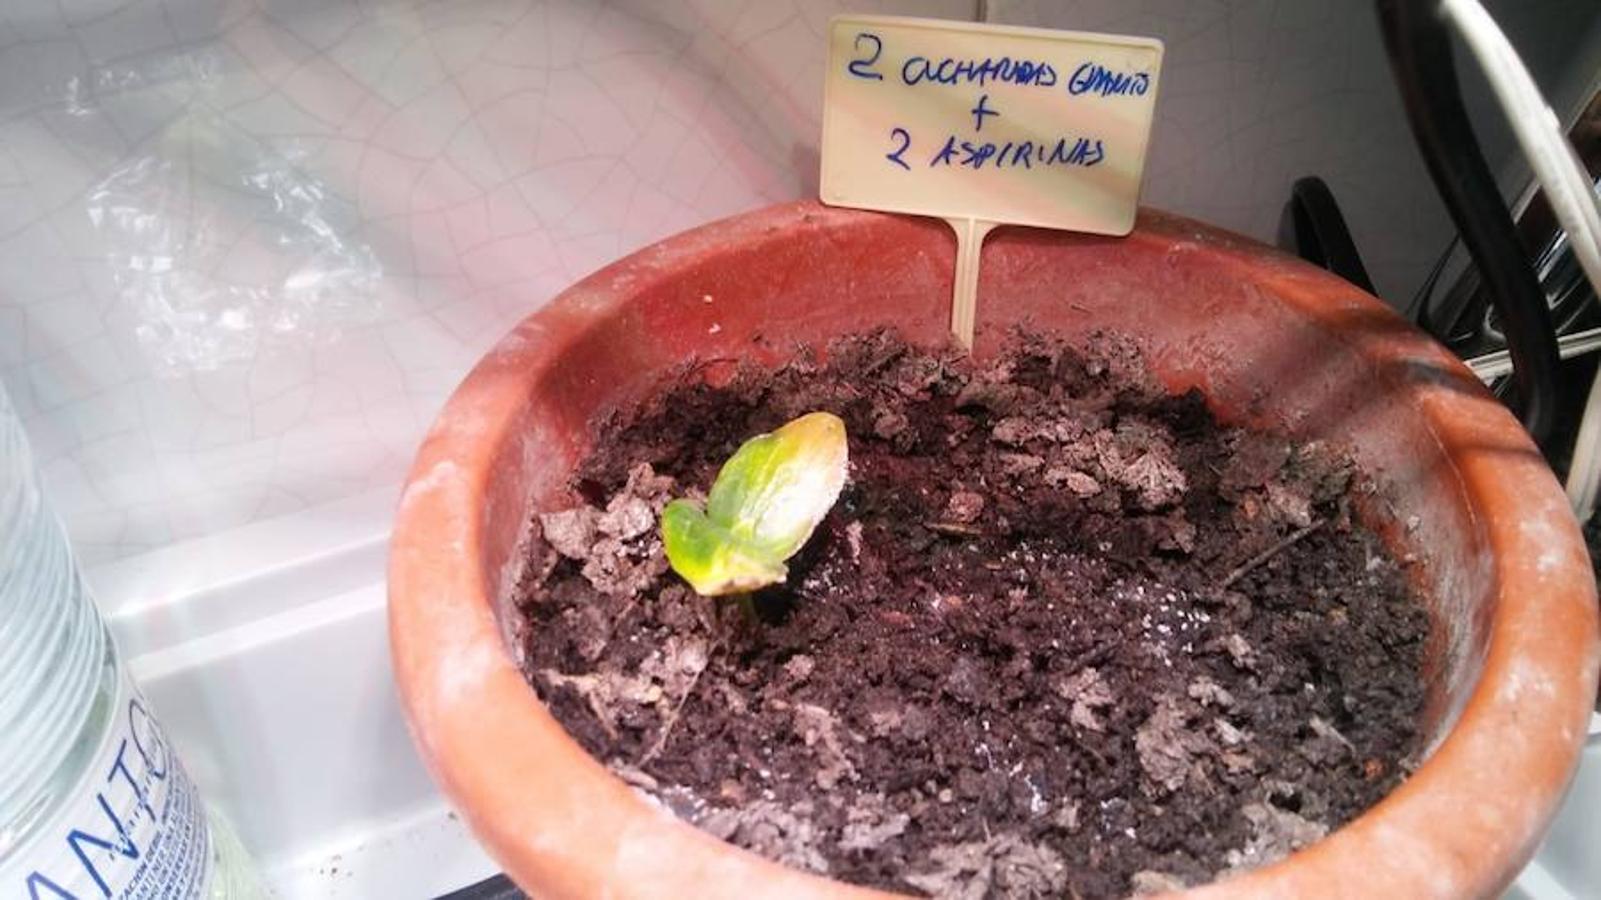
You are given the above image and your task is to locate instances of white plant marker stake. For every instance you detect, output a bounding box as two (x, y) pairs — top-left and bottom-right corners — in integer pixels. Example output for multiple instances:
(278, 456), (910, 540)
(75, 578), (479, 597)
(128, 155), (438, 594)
(949, 218), (996, 349)
(820, 16), (1163, 349)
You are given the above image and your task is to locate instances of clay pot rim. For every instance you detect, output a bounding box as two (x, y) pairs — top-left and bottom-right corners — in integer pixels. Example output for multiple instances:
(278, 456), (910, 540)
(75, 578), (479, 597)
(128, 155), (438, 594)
(389, 201), (1599, 899)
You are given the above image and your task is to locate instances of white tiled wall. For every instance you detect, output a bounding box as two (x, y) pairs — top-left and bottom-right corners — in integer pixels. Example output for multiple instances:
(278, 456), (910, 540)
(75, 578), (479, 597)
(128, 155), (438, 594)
(0, 0), (972, 563)
(1, 0), (1595, 566)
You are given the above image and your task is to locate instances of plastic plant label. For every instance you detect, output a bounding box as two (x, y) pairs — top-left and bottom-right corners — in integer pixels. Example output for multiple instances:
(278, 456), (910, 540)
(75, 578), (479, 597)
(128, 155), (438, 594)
(820, 15), (1163, 234)
(819, 15), (1163, 346)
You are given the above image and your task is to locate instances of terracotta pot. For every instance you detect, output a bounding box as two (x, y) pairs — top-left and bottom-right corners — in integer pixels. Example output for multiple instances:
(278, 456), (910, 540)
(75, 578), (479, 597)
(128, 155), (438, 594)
(389, 201), (1599, 899)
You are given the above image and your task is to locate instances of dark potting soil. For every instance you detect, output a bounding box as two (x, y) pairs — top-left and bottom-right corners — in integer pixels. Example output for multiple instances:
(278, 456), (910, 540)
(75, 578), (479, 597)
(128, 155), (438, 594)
(512, 331), (1429, 898)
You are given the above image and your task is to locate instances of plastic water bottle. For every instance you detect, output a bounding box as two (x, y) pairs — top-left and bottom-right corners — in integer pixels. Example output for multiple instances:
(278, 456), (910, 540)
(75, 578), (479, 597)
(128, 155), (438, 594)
(0, 382), (264, 897)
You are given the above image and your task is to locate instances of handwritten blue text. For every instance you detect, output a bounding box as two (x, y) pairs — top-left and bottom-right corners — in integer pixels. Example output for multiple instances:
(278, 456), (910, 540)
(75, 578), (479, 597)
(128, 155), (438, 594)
(1066, 63), (1150, 97)
(901, 55), (1058, 88)
(927, 135), (1105, 170)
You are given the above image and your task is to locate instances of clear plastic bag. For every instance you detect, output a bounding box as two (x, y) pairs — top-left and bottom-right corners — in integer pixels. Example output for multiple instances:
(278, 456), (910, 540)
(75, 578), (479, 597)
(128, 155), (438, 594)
(85, 109), (380, 374)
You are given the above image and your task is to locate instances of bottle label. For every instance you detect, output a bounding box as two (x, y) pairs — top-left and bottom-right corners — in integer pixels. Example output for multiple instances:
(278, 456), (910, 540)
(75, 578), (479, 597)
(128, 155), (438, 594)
(2, 667), (214, 899)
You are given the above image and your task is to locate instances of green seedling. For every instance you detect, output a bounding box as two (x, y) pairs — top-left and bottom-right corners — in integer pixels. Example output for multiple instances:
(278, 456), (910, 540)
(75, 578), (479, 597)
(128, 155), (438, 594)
(662, 411), (849, 596)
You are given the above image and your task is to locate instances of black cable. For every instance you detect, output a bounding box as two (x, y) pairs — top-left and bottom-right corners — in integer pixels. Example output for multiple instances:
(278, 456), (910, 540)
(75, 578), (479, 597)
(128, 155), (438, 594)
(1376, 0), (1560, 449)
(1289, 176), (1379, 296)
(1406, 235), (1457, 328)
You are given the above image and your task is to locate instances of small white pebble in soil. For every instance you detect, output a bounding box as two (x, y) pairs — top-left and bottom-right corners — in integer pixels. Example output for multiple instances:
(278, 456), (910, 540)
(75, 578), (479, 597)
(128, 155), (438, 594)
(1026, 777), (1047, 815)
(708, 323), (721, 334)
(845, 521), (863, 563)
